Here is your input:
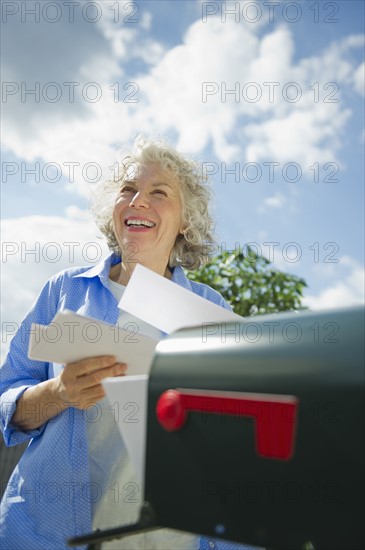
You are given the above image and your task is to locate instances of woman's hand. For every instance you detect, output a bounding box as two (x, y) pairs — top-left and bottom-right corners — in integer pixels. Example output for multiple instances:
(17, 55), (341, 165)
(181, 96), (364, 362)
(11, 356), (127, 431)
(55, 355), (127, 410)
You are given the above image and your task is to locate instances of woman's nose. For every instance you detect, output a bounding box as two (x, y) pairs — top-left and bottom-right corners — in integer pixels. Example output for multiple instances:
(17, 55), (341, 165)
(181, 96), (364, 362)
(129, 190), (149, 208)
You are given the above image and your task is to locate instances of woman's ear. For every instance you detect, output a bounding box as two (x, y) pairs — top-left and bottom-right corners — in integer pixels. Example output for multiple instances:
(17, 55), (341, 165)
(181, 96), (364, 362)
(179, 218), (187, 235)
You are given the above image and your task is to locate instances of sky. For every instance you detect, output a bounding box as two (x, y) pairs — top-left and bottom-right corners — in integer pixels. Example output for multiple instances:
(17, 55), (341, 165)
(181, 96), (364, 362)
(1, 0), (364, 359)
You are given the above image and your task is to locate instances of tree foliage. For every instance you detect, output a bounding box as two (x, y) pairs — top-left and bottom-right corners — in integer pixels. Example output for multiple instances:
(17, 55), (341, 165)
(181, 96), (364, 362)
(187, 247), (307, 317)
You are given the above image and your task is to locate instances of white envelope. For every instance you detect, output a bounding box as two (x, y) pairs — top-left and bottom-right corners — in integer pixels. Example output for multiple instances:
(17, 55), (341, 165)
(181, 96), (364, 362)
(119, 264), (241, 334)
(102, 375), (148, 491)
(28, 309), (159, 375)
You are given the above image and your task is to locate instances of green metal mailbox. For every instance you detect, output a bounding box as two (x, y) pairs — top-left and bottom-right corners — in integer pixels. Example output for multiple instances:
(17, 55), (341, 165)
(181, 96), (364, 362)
(69, 306), (364, 550)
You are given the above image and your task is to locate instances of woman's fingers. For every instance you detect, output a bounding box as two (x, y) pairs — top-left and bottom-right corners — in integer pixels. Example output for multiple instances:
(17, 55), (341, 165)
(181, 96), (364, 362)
(57, 356), (128, 408)
(67, 355), (117, 377)
(76, 362), (127, 389)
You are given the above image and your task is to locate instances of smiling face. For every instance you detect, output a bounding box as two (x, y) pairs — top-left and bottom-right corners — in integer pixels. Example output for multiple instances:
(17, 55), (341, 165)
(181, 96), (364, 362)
(112, 163), (184, 270)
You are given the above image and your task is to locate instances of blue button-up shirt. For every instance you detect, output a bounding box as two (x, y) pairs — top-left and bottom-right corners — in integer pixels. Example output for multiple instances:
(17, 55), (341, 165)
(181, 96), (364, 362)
(0, 253), (258, 550)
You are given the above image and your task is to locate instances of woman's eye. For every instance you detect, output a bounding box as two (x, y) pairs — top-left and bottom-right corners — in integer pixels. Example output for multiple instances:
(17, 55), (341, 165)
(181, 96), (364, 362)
(153, 189), (167, 196)
(120, 186), (135, 194)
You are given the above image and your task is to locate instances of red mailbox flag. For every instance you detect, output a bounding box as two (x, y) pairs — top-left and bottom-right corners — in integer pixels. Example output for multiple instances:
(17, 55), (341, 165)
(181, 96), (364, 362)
(156, 388), (298, 460)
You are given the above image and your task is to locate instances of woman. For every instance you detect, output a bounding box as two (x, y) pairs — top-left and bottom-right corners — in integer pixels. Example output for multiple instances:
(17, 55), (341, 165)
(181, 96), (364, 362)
(0, 138), (256, 550)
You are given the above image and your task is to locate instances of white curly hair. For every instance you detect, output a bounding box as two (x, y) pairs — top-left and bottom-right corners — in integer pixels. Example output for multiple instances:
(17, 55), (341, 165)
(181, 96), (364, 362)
(90, 137), (215, 270)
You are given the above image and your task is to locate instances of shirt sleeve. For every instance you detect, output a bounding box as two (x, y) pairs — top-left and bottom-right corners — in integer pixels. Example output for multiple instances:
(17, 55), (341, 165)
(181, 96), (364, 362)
(199, 536), (264, 549)
(0, 274), (62, 446)
(218, 295), (233, 311)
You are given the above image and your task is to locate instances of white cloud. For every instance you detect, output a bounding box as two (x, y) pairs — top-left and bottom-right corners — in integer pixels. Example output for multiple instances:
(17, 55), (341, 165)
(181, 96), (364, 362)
(353, 62), (365, 96)
(2, 8), (364, 193)
(2, 1), (122, 136)
(304, 265), (365, 311)
(1, 1), (164, 189)
(257, 192), (287, 213)
(64, 205), (94, 220)
(1, 211), (109, 360)
(245, 106), (351, 168)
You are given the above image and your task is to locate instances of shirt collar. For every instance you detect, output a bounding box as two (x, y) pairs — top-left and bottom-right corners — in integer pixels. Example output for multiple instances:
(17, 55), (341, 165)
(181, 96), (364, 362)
(171, 264), (193, 291)
(73, 252), (120, 285)
(74, 252), (192, 290)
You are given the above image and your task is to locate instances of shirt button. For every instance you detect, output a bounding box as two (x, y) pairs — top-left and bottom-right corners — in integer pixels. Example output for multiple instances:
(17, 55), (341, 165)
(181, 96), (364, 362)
(209, 543), (215, 549)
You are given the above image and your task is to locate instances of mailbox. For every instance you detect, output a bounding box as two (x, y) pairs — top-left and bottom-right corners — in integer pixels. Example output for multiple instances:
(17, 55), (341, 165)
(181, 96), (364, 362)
(69, 306), (364, 550)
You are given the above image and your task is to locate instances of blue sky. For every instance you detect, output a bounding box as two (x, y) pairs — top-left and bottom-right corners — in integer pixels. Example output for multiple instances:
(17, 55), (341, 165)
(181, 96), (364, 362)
(1, 0), (364, 357)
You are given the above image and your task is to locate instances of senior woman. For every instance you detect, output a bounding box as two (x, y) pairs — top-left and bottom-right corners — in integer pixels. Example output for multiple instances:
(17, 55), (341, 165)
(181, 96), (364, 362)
(0, 139), (258, 550)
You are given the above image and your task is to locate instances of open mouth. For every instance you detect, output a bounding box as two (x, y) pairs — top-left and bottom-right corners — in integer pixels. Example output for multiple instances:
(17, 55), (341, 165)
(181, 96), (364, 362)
(125, 218), (156, 228)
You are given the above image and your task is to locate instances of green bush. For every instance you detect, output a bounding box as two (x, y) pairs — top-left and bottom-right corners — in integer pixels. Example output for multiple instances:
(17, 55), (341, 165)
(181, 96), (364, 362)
(187, 246), (307, 317)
